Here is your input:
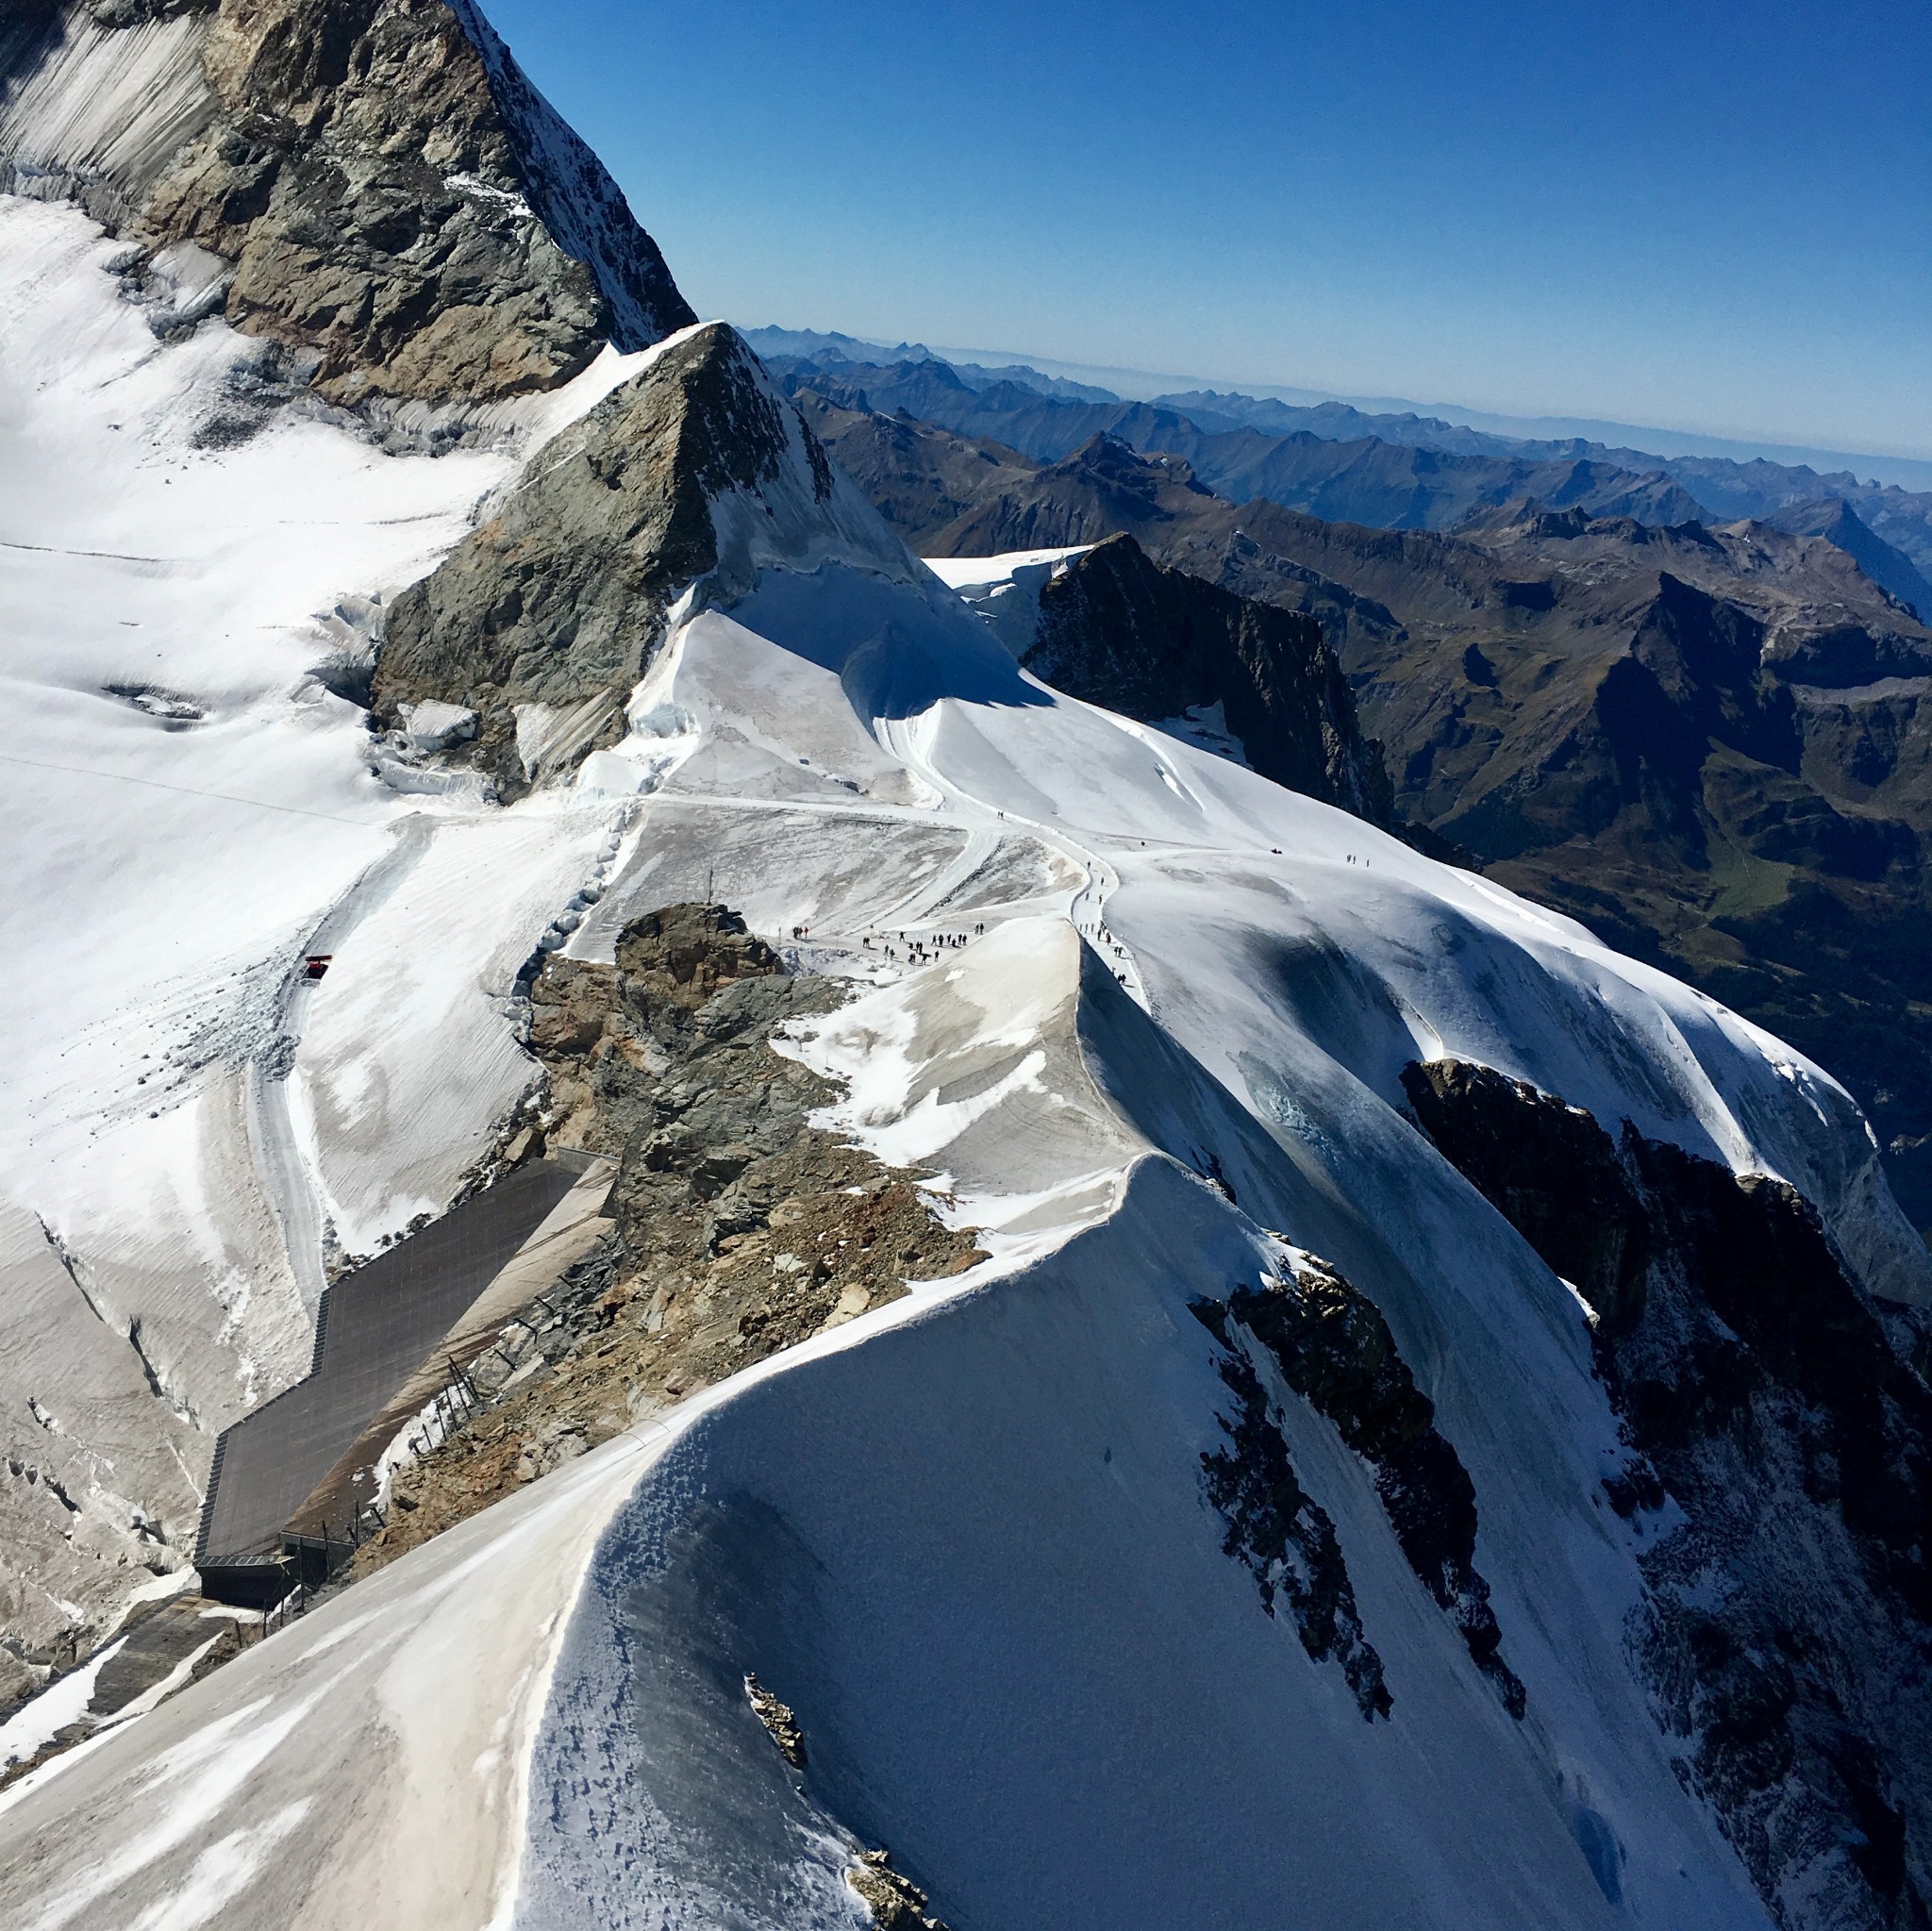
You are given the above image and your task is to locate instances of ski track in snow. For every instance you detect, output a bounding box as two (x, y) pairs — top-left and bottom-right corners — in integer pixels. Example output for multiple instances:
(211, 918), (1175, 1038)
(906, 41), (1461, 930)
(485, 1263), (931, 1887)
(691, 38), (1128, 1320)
(245, 816), (438, 1312)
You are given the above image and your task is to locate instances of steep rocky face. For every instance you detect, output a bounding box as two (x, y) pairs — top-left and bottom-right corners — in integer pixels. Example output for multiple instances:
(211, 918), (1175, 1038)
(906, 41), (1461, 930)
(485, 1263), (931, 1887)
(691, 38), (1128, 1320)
(1196, 1249), (1525, 1722)
(1192, 1309), (1391, 1721)
(1758, 500), (1929, 623)
(1025, 533), (1395, 823)
(1405, 1057), (1932, 1929)
(1394, 1060), (1652, 1332)
(372, 324), (812, 794)
(811, 403), (1932, 1235)
(789, 392), (1041, 547)
(0, 0), (693, 403)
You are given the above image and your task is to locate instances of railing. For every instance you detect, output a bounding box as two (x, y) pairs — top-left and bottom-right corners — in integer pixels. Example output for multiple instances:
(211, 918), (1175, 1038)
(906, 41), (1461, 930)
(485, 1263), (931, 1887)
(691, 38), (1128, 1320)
(268, 1341), (486, 1630)
(190, 1431), (230, 1567)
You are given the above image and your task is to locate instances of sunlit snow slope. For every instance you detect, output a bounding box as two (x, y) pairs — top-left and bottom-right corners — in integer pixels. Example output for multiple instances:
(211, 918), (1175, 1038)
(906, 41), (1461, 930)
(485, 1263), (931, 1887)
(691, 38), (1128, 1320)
(0, 191), (663, 1652)
(6, 272), (1930, 1926)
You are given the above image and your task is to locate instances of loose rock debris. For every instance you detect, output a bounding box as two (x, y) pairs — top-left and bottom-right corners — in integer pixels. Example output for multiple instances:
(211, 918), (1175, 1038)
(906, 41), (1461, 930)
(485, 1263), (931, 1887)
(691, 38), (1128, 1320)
(353, 905), (983, 1576)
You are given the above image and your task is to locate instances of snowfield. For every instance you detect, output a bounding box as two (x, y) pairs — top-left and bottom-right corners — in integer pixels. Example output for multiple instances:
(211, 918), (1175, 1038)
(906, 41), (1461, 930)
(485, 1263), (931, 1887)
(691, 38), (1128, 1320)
(2, 180), (1926, 1929)
(0, 191), (659, 1649)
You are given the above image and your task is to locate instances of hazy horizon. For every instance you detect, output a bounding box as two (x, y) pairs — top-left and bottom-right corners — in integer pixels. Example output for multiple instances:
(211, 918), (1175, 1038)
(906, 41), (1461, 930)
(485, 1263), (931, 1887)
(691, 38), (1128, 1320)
(738, 323), (1932, 490)
(484, 0), (1927, 459)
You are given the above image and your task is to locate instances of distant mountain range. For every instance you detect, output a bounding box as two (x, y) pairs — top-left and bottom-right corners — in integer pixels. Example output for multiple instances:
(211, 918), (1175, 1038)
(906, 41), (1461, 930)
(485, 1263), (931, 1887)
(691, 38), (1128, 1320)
(10, 8), (1932, 1924)
(799, 387), (1932, 1234)
(745, 328), (1932, 617)
(746, 326), (1932, 489)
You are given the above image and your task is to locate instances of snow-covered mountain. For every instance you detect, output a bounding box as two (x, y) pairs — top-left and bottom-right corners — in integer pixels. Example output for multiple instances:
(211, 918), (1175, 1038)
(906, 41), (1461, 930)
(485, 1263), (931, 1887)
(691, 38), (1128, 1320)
(0, 0), (694, 1680)
(3, 7), (1932, 1929)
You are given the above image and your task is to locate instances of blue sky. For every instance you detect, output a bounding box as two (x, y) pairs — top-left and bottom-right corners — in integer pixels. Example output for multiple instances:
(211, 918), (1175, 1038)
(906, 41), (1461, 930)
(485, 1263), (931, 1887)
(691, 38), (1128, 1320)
(487, 0), (1932, 458)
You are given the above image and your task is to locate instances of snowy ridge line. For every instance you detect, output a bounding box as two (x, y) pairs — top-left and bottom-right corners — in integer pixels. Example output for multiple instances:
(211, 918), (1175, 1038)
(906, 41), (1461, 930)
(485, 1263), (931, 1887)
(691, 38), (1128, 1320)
(511, 947), (1703, 1924)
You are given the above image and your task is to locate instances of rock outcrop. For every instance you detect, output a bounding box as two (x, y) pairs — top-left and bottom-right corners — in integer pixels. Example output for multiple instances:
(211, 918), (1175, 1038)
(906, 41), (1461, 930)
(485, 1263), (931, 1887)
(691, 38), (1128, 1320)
(353, 905), (984, 1575)
(1406, 1056), (1932, 1928)
(741, 1667), (954, 1930)
(0, 0), (694, 403)
(374, 324), (792, 789)
(1027, 531), (1394, 821)
(743, 1672), (806, 1769)
(849, 1848), (952, 1931)
(370, 322), (850, 795)
(1192, 1302), (1391, 1720)
(1196, 1247), (1524, 1721)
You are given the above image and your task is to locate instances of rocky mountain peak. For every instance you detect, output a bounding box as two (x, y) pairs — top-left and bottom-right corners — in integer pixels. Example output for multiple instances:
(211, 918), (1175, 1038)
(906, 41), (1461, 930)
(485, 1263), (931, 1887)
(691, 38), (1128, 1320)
(1761, 495), (1932, 620)
(372, 321), (895, 795)
(1027, 531), (1395, 821)
(0, 0), (694, 402)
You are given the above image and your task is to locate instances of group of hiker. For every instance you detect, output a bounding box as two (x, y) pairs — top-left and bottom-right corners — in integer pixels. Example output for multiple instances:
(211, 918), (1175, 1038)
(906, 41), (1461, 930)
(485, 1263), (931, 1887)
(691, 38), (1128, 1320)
(861, 924), (987, 964)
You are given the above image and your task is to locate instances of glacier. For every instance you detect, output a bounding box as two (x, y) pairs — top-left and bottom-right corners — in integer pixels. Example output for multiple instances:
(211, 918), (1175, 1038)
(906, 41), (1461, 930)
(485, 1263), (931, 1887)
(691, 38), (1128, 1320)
(1, 10), (1928, 1929)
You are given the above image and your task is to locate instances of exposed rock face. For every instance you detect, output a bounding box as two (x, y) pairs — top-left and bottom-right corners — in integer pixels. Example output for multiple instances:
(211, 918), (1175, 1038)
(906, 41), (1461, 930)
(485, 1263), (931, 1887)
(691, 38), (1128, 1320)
(849, 1849), (952, 1931)
(372, 325), (808, 793)
(1192, 1306), (1391, 1720)
(0, 0), (693, 403)
(1405, 1056), (1932, 1929)
(1027, 533), (1395, 822)
(1397, 1060), (1653, 1335)
(1197, 1249), (1524, 1720)
(353, 905), (984, 1575)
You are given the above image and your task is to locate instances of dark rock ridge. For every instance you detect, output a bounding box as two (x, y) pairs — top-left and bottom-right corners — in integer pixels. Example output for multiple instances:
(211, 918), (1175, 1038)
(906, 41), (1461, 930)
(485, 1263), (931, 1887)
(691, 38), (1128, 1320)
(808, 398), (1932, 1236)
(0, 0), (693, 403)
(1404, 1056), (1932, 1929)
(1027, 533), (1395, 823)
(1194, 1246), (1525, 1721)
(373, 324), (815, 795)
(1192, 1303), (1391, 1721)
